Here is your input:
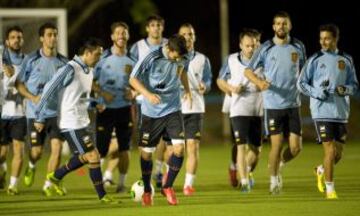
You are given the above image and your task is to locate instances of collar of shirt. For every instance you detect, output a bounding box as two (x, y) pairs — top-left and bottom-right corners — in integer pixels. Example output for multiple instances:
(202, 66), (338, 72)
(321, 49), (339, 55)
(73, 55), (90, 74)
(8, 49), (25, 65)
(110, 45), (127, 56)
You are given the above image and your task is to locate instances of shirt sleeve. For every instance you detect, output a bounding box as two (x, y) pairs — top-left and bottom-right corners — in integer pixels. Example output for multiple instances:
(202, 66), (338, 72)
(344, 57), (359, 95)
(297, 57), (326, 99)
(202, 57), (212, 92)
(218, 57), (230, 80)
(35, 65), (75, 122)
(129, 43), (139, 61)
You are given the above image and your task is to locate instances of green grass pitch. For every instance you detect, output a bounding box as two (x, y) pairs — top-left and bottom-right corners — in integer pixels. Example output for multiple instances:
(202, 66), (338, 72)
(1, 142), (360, 216)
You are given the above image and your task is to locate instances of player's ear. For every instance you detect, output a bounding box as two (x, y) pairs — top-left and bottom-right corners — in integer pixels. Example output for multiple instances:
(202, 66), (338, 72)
(40, 36), (44, 43)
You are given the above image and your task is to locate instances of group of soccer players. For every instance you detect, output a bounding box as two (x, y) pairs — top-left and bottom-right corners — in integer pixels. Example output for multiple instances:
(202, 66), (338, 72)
(0, 10), (358, 206)
(218, 11), (358, 201)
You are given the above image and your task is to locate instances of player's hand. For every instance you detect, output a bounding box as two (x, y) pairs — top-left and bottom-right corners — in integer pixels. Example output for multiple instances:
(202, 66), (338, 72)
(336, 85), (347, 96)
(183, 92), (193, 109)
(96, 104), (106, 113)
(31, 95), (41, 104)
(34, 122), (45, 132)
(198, 82), (207, 95)
(101, 91), (115, 103)
(3, 64), (15, 77)
(257, 80), (270, 91)
(230, 84), (244, 94)
(146, 93), (161, 105)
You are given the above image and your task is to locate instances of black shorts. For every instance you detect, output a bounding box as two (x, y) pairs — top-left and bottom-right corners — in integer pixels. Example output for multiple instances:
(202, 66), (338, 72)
(265, 108), (302, 137)
(183, 113), (203, 140)
(27, 117), (63, 147)
(230, 116), (262, 146)
(0, 117), (27, 145)
(314, 121), (347, 144)
(96, 106), (133, 157)
(62, 128), (95, 155)
(139, 111), (184, 148)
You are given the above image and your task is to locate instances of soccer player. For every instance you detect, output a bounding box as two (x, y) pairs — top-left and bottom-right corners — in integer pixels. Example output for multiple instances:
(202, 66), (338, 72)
(130, 15), (169, 188)
(244, 11), (306, 194)
(0, 26), (27, 195)
(92, 22), (136, 192)
(297, 24), (358, 199)
(129, 34), (191, 206)
(178, 23), (212, 195)
(217, 29), (263, 192)
(15, 23), (68, 196)
(34, 38), (115, 203)
(226, 29), (262, 188)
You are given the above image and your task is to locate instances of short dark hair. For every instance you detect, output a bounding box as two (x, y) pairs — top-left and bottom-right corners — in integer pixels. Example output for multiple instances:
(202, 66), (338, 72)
(167, 34), (188, 56)
(78, 38), (103, 55)
(146, 15), (164, 26)
(239, 28), (260, 41)
(273, 11), (291, 24)
(110, 21), (129, 34)
(39, 22), (57, 37)
(319, 24), (340, 39)
(5, 25), (23, 39)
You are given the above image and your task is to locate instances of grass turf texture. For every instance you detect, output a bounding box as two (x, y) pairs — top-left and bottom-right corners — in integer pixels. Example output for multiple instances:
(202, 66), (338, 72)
(1, 142), (360, 216)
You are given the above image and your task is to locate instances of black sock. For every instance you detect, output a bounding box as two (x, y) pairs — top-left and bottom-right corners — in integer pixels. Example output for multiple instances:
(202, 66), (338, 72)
(55, 155), (84, 180)
(89, 164), (106, 199)
(163, 154), (183, 188)
(141, 157), (153, 193)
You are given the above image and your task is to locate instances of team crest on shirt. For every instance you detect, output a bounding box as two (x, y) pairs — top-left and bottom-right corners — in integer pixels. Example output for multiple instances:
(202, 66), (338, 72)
(291, 52), (299, 63)
(124, 64), (132, 74)
(338, 60), (346, 71)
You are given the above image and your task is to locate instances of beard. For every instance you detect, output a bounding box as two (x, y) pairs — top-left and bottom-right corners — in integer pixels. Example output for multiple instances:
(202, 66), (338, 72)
(275, 31), (287, 39)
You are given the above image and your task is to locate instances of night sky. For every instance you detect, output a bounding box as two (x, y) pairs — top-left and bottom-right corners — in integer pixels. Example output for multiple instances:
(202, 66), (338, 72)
(73, 0), (359, 80)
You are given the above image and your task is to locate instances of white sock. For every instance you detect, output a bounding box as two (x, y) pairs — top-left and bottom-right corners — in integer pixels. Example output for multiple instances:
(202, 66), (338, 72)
(154, 160), (163, 174)
(317, 165), (324, 175)
(0, 161), (7, 172)
(103, 170), (112, 181)
(279, 161), (285, 170)
(229, 163), (237, 170)
(270, 175), (278, 186)
(43, 180), (52, 189)
(119, 173), (127, 186)
(325, 181), (335, 193)
(246, 166), (252, 173)
(100, 158), (105, 167)
(184, 173), (195, 187)
(28, 161), (36, 169)
(9, 176), (18, 187)
(240, 178), (248, 186)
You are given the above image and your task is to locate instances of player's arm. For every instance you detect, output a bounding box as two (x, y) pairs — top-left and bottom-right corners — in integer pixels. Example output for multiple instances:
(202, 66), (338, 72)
(297, 58), (328, 100)
(92, 60), (114, 103)
(35, 65), (74, 123)
(200, 57), (212, 94)
(336, 57), (359, 96)
(244, 68), (269, 91)
(15, 58), (41, 104)
(129, 56), (160, 105)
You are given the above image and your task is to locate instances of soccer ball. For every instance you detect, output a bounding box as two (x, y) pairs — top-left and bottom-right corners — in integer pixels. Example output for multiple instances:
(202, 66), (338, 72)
(130, 180), (155, 202)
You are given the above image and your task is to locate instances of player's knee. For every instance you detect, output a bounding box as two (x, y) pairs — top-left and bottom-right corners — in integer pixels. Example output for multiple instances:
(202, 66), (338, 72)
(173, 144), (185, 157)
(290, 145), (302, 156)
(85, 150), (100, 163)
